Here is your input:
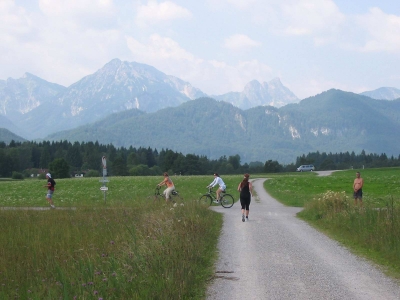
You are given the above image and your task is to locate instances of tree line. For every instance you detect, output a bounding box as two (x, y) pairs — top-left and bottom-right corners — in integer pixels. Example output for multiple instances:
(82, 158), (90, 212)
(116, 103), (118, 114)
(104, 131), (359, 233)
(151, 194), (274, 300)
(0, 140), (399, 179)
(0, 140), (263, 178)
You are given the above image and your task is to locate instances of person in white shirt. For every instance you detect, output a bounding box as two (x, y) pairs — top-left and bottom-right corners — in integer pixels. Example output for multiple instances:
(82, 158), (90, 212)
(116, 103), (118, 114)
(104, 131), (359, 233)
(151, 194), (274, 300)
(207, 173), (226, 202)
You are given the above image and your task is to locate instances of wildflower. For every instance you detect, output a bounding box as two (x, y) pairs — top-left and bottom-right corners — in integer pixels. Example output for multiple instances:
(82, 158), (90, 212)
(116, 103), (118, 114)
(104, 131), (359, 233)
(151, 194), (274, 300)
(173, 203), (177, 207)
(82, 283), (86, 287)
(110, 241), (115, 245)
(112, 272), (116, 277)
(180, 203), (184, 206)
(102, 278), (107, 282)
(94, 290), (99, 295)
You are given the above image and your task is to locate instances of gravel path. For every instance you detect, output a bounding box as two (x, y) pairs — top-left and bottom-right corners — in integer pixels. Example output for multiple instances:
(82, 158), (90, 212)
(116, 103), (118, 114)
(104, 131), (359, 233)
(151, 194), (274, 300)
(206, 178), (400, 300)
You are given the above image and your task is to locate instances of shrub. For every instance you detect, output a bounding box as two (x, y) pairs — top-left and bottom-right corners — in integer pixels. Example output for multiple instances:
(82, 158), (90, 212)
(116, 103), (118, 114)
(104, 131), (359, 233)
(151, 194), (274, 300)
(85, 170), (100, 177)
(11, 171), (24, 180)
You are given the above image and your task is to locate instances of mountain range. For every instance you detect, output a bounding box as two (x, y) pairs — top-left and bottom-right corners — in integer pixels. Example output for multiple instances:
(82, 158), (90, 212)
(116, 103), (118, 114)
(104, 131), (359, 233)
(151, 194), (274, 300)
(0, 59), (299, 139)
(45, 90), (400, 163)
(1, 59), (400, 163)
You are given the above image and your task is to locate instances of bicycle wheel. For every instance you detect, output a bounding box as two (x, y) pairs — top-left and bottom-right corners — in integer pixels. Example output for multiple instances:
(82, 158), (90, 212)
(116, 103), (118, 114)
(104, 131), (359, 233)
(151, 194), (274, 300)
(221, 194), (234, 208)
(199, 195), (212, 207)
(153, 194), (163, 202)
(171, 191), (182, 202)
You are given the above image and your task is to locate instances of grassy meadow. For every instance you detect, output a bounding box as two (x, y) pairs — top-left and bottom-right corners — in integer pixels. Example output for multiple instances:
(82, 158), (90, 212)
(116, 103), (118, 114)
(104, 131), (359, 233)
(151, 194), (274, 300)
(3, 168), (400, 298)
(263, 168), (400, 278)
(0, 175), (243, 299)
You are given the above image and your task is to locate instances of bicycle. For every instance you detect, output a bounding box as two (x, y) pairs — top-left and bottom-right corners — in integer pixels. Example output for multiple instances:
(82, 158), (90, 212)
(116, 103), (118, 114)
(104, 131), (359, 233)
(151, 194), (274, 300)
(199, 187), (234, 208)
(152, 185), (182, 203)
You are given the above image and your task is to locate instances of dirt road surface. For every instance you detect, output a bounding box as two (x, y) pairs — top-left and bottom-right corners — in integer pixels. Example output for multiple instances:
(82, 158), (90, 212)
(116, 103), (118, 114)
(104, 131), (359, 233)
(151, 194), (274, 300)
(206, 178), (400, 300)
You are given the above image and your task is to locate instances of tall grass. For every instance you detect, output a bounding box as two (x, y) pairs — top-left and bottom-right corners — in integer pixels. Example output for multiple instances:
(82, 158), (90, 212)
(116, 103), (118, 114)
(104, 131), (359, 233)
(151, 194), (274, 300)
(0, 201), (222, 299)
(0, 174), (248, 299)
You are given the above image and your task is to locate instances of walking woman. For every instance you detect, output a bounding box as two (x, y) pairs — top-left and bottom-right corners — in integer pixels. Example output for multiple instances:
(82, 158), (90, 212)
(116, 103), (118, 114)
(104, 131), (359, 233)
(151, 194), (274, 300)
(237, 173), (253, 222)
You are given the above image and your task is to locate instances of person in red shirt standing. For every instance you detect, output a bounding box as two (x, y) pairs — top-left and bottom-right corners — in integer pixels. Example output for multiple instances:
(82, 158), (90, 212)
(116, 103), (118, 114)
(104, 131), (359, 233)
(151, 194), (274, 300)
(44, 173), (56, 209)
(353, 171), (364, 206)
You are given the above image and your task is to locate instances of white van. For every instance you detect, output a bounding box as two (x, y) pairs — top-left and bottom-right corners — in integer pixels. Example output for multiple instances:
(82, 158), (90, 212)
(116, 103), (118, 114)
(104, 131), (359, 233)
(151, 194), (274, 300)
(296, 165), (315, 172)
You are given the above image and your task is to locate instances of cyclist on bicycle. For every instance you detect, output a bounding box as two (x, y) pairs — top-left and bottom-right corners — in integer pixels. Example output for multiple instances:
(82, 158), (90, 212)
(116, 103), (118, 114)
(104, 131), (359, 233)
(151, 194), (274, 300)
(158, 172), (175, 202)
(207, 173), (226, 203)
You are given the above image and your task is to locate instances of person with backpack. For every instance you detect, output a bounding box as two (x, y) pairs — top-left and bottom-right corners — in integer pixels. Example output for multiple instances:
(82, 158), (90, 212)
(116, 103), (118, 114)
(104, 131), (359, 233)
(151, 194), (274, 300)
(44, 173), (56, 208)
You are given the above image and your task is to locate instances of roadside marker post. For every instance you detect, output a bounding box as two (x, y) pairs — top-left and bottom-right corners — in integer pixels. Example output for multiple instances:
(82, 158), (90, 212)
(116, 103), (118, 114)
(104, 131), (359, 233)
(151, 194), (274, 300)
(99, 156), (109, 203)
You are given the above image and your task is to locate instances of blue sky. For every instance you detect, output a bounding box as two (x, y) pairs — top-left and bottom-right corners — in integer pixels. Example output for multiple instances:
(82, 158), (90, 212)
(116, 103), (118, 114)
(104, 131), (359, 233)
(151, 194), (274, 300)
(1, 0), (399, 99)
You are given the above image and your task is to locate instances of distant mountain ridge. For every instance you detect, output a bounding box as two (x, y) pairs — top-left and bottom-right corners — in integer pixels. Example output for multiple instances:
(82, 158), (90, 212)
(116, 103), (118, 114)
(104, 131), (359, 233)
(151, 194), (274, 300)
(45, 90), (400, 163)
(0, 59), (298, 139)
(0, 128), (26, 144)
(213, 78), (298, 109)
(0, 72), (65, 117)
(360, 87), (400, 100)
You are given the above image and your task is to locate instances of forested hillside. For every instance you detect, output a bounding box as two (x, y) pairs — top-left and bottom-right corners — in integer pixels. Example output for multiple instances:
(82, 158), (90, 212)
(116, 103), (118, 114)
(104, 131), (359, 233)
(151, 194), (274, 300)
(46, 90), (400, 163)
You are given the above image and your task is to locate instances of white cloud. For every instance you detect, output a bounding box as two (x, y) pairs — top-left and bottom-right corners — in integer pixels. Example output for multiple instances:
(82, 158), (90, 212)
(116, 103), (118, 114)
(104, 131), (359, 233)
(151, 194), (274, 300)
(136, 1), (192, 26)
(126, 34), (272, 94)
(355, 7), (400, 52)
(39, 0), (115, 16)
(280, 0), (345, 37)
(0, 0), (126, 86)
(224, 34), (261, 50)
(0, 1), (32, 38)
(208, 0), (259, 10)
(127, 34), (198, 62)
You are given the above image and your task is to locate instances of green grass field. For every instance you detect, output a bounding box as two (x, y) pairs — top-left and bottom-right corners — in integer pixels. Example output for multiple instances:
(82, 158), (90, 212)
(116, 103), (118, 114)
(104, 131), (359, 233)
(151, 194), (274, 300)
(264, 168), (400, 207)
(0, 175), (244, 207)
(263, 168), (400, 279)
(0, 175), (243, 299)
(2, 169), (400, 298)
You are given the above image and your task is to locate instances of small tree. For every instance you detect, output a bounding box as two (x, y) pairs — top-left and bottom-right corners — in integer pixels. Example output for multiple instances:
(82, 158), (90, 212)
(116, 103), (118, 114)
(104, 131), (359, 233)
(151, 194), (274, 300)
(264, 160), (282, 173)
(49, 158), (70, 178)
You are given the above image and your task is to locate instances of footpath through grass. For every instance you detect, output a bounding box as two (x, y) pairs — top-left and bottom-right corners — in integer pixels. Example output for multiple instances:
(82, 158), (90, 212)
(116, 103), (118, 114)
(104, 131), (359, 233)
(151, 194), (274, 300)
(264, 168), (400, 279)
(0, 175), (244, 299)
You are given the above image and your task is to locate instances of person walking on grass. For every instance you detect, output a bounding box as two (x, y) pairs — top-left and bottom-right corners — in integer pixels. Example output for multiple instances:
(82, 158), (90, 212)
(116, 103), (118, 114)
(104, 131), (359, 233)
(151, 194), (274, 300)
(207, 173), (226, 203)
(238, 173), (253, 222)
(158, 172), (175, 202)
(44, 173), (56, 209)
(353, 171), (364, 206)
